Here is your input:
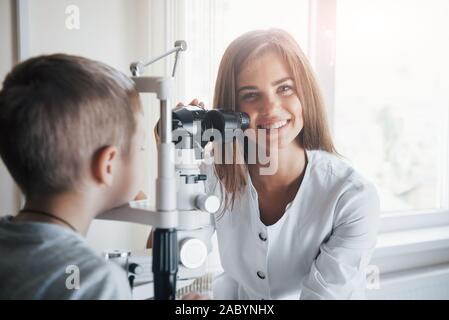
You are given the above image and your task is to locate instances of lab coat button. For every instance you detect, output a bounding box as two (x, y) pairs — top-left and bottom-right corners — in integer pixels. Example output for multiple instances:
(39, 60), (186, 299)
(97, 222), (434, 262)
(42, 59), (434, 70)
(257, 271), (266, 279)
(258, 232), (267, 241)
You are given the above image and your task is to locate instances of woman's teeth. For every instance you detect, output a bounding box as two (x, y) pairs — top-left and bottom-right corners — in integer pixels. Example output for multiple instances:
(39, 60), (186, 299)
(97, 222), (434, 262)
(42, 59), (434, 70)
(257, 120), (288, 130)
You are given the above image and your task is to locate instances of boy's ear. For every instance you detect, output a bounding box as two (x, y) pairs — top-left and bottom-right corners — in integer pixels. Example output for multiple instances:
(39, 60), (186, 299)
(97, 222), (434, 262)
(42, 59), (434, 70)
(93, 146), (119, 186)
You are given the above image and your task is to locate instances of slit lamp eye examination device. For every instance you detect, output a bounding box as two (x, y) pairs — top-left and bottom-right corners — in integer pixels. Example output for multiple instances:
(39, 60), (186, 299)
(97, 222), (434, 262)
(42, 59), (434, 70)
(97, 41), (250, 300)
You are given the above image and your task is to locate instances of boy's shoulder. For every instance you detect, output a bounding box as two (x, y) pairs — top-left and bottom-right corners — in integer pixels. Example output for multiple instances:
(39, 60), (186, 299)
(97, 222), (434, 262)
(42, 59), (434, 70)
(63, 254), (132, 300)
(0, 216), (131, 299)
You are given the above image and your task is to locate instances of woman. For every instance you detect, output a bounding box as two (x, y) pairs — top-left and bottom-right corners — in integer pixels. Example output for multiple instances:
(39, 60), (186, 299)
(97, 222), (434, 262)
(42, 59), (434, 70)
(203, 29), (380, 300)
(155, 29), (380, 299)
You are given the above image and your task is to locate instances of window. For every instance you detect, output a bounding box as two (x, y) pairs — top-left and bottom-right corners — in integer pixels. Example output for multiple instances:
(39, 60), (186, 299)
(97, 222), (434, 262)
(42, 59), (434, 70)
(164, 0), (449, 217)
(334, 0), (449, 213)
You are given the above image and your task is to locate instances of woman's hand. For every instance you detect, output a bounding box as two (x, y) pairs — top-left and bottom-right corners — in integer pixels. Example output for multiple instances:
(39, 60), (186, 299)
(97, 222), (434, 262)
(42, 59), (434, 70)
(133, 191), (147, 201)
(153, 99), (206, 144)
(182, 292), (210, 300)
(185, 98), (205, 108)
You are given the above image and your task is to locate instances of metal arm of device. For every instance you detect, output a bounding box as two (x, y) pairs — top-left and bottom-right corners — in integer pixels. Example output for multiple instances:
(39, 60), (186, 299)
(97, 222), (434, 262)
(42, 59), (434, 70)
(97, 41), (217, 300)
(130, 40), (187, 77)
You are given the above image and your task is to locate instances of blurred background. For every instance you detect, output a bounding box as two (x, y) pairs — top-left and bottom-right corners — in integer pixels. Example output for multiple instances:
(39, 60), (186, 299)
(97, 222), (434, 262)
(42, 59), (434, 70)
(1, 0), (449, 299)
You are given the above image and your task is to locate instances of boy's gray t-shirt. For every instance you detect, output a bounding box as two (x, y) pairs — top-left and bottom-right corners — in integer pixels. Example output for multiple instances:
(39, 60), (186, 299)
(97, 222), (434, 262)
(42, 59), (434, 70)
(0, 216), (132, 299)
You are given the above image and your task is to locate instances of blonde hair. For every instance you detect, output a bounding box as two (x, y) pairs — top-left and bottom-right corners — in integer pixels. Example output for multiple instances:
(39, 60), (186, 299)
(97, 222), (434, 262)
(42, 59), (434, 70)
(213, 29), (336, 208)
(0, 54), (141, 197)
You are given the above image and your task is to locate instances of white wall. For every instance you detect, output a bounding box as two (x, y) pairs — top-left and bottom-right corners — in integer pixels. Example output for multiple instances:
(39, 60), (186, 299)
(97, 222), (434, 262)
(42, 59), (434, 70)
(0, 0), (21, 217)
(1, 0), (161, 253)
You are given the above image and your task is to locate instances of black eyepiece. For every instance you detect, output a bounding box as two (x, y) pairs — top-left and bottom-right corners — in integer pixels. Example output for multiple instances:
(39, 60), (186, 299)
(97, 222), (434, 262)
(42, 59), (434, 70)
(160, 106), (250, 149)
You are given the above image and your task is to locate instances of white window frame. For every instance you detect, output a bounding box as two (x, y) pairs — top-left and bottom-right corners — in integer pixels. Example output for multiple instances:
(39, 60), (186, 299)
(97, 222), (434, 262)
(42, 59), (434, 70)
(308, 0), (449, 232)
(308, 0), (449, 277)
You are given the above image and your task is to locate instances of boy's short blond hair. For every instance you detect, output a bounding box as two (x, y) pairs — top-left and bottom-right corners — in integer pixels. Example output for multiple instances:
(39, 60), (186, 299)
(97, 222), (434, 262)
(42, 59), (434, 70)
(0, 54), (141, 197)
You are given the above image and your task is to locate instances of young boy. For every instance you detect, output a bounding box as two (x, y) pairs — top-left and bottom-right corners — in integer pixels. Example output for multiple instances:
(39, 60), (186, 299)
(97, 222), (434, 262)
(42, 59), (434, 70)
(0, 54), (146, 299)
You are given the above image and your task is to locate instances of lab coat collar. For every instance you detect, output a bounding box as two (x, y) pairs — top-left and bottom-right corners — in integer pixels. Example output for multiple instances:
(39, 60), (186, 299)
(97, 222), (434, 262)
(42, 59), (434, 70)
(244, 149), (314, 230)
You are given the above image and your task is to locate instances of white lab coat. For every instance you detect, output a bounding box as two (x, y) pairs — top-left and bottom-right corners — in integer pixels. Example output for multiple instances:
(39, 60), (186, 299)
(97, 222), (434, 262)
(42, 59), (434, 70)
(202, 149), (380, 300)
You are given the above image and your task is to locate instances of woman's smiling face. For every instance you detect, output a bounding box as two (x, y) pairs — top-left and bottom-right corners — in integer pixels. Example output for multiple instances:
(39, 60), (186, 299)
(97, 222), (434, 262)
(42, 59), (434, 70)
(237, 50), (303, 149)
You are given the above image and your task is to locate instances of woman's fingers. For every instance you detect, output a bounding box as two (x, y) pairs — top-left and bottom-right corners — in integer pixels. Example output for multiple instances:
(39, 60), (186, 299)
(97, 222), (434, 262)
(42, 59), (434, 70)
(155, 100), (207, 144)
(182, 292), (209, 300)
(190, 98), (200, 106)
(191, 99), (206, 110)
(189, 99), (206, 109)
(177, 99), (206, 109)
(134, 191), (147, 201)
